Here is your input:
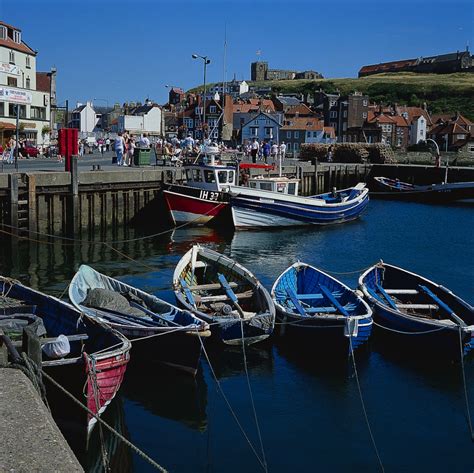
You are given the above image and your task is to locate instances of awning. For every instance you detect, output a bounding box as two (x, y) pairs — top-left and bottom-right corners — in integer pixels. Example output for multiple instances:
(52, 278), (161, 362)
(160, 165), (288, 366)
(0, 122), (16, 130)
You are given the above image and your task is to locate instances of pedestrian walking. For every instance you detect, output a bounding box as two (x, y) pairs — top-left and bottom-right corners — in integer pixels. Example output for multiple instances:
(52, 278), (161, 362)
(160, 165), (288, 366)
(126, 136), (135, 166)
(115, 132), (125, 166)
(327, 145), (333, 163)
(105, 137), (110, 152)
(279, 141), (287, 160)
(262, 141), (271, 163)
(250, 138), (259, 164)
(271, 142), (279, 161)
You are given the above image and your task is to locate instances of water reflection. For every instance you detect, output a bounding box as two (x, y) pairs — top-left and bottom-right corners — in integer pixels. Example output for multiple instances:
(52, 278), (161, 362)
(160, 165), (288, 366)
(121, 364), (208, 432)
(86, 396), (132, 473)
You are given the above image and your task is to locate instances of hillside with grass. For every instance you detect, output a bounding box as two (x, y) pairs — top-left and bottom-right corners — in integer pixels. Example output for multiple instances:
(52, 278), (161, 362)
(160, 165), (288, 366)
(192, 73), (474, 120)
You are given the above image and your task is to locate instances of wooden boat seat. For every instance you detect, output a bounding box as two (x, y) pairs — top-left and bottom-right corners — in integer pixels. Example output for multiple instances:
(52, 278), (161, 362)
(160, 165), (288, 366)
(286, 287), (355, 316)
(396, 304), (438, 310)
(189, 281), (239, 291)
(385, 289), (419, 295)
(197, 290), (253, 303)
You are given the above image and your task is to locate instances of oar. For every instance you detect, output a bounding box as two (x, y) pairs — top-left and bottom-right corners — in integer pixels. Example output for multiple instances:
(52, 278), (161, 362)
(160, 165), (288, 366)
(85, 306), (157, 327)
(129, 301), (182, 327)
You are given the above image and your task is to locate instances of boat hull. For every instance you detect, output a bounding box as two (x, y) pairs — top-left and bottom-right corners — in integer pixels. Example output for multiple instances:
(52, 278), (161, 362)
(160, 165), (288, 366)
(124, 328), (204, 376)
(371, 178), (474, 203)
(163, 184), (230, 225)
(370, 302), (471, 359)
(230, 189), (369, 228)
(276, 311), (372, 355)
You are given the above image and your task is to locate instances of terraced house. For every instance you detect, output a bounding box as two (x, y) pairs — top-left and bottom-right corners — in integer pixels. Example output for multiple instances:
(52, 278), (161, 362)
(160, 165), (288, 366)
(0, 21), (55, 147)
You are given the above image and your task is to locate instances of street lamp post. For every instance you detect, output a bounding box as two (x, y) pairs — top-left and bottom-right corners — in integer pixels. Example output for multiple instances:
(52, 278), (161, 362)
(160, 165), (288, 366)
(192, 54), (211, 141)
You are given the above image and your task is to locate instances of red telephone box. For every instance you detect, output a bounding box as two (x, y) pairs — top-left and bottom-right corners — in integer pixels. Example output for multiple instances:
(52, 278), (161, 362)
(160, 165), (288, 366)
(58, 128), (78, 171)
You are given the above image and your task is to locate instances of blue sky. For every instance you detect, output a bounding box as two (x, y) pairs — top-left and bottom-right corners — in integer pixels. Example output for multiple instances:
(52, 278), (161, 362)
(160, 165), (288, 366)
(2, 0), (473, 106)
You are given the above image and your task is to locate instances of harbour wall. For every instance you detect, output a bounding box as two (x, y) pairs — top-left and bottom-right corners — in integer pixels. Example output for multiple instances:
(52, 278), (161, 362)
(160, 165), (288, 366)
(0, 160), (473, 237)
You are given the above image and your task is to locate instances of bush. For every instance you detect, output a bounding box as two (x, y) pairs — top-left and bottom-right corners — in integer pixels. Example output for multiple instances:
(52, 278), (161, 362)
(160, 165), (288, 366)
(300, 143), (394, 163)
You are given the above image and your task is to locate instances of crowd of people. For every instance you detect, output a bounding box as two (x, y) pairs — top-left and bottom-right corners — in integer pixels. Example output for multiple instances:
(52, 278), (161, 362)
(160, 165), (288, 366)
(242, 138), (287, 164)
(1, 137), (31, 163)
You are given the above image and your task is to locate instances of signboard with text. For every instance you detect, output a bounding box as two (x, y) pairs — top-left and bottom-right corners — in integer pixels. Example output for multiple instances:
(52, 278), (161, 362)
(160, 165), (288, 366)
(0, 87), (32, 104)
(0, 63), (20, 75)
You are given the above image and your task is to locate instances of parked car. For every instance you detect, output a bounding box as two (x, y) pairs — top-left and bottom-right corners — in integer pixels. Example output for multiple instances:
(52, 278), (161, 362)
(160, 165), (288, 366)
(21, 143), (40, 158)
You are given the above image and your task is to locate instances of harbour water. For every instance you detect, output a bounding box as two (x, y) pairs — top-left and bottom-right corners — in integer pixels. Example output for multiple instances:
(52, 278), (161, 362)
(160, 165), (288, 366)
(1, 200), (473, 472)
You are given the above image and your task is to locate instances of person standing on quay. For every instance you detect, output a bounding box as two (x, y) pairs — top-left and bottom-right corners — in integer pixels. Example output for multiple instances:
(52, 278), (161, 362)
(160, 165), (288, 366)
(262, 141), (271, 163)
(279, 141), (287, 160)
(115, 132), (125, 166)
(125, 136), (135, 166)
(251, 138), (259, 164)
(271, 142), (279, 162)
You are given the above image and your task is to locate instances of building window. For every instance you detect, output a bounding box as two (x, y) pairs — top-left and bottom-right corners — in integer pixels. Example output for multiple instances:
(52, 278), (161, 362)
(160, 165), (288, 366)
(397, 137), (403, 146)
(330, 111), (337, 118)
(184, 118), (193, 129)
(250, 127), (258, 136)
(25, 77), (31, 89)
(209, 106), (216, 113)
(264, 127), (273, 137)
(294, 142), (299, 151)
(343, 110), (347, 118)
(195, 107), (203, 115)
(468, 145), (474, 153)
(363, 100), (368, 106)
(9, 51), (15, 64)
(286, 142), (292, 151)
(13, 30), (21, 43)
(286, 131), (291, 138)
(0, 102), (4, 115)
(294, 131), (299, 138)
(9, 104), (27, 118)
(362, 112), (367, 119)
(26, 56), (31, 68)
(457, 134), (466, 140)
(7, 76), (17, 87)
(31, 106), (46, 120)
(0, 26), (6, 40)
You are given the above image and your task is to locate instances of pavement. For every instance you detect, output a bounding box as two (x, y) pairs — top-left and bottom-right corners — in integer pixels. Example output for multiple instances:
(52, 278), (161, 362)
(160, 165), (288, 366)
(0, 150), (309, 175)
(0, 151), (135, 174)
(0, 368), (83, 472)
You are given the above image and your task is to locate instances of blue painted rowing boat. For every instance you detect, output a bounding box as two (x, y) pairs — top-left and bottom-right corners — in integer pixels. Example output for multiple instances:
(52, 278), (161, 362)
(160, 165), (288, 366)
(359, 262), (474, 359)
(271, 262), (373, 355)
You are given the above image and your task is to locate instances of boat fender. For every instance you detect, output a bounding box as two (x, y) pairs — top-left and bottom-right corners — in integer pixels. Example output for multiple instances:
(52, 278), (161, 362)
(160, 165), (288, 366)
(344, 317), (359, 338)
(42, 334), (71, 359)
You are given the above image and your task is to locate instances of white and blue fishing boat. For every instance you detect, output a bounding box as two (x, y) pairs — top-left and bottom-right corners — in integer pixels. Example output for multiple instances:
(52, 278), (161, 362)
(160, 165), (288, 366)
(359, 262), (474, 359)
(228, 180), (369, 229)
(69, 265), (211, 375)
(173, 245), (275, 345)
(271, 262), (373, 354)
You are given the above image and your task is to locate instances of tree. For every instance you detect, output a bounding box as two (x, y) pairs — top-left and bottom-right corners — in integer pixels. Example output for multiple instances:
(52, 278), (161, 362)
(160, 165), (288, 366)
(41, 125), (51, 137)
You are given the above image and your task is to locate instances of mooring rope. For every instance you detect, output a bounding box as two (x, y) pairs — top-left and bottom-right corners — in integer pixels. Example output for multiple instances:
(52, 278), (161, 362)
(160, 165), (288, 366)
(240, 320), (268, 473)
(196, 332), (267, 471)
(373, 320), (447, 335)
(349, 337), (385, 472)
(40, 369), (169, 472)
(458, 327), (474, 441)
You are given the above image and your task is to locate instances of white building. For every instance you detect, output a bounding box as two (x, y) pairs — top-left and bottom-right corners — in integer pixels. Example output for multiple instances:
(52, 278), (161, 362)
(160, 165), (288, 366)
(209, 79), (249, 99)
(117, 103), (162, 137)
(410, 115), (427, 144)
(0, 21), (53, 146)
(69, 101), (101, 136)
